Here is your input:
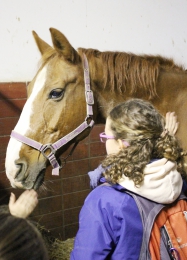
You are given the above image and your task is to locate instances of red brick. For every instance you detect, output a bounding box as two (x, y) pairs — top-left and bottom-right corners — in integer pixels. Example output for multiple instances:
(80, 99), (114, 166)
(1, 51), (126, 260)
(64, 207), (81, 225)
(0, 83), (27, 100)
(0, 99), (26, 118)
(0, 136), (10, 153)
(0, 178), (12, 190)
(90, 142), (106, 157)
(0, 153), (6, 172)
(71, 143), (89, 160)
(0, 117), (19, 135)
(62, 159), (89, 179)
(90, 124), (105, 142)
(31, 211), (63, 230)
(63, 189), (90, 209)
(78, 134), (90, 144)
(38, 179), (62, 199)
(33, 195), (62, 216)
(89, 156), (105, 170)
(0, 188), (11, 205)
(64, 223), (78, 240)
(62, 175), (90, 194)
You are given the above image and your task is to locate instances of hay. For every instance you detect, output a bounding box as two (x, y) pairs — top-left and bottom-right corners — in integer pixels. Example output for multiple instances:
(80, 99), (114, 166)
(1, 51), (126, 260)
(48, 238), (75, 260)
(37, 224), (74, 260)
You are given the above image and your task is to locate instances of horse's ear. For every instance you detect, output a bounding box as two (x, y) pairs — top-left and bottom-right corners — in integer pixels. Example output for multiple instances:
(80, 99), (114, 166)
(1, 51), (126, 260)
(32, 31), (53, 55)
(49, 28), (80, 63)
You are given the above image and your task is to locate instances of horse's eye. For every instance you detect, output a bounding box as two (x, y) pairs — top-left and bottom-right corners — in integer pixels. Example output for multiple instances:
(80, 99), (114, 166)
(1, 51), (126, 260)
(49, 89), (64, 100)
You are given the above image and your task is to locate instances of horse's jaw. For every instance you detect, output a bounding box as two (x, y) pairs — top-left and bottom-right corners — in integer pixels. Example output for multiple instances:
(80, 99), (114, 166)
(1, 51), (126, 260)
(7, 172), (45, 190)
(5, 161), (46, 190)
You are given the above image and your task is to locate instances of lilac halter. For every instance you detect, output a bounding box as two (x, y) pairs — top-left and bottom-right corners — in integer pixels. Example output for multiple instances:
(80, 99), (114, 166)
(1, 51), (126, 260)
(11, 54), (94, 176)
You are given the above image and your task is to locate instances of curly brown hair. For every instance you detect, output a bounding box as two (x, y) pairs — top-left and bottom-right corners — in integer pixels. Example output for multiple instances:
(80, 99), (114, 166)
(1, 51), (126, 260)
(102, 99), (187, 186)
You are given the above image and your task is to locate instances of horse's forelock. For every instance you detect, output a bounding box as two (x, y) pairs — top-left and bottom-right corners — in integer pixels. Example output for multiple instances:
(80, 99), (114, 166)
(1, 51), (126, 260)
(39, 48), (58, 67)
(78, 48), (185, 99)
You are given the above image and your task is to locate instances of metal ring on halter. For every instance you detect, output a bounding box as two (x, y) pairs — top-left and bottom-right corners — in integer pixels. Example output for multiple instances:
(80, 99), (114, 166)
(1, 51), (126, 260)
(40, 144), (56, 159)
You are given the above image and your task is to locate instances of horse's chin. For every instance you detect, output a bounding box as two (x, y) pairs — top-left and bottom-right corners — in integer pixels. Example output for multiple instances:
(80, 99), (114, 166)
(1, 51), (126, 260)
(12, 168), (46, 190)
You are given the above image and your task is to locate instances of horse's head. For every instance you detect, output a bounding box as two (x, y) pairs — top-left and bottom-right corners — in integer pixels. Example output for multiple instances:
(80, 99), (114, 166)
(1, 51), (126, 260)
(5, 28), (95, 190)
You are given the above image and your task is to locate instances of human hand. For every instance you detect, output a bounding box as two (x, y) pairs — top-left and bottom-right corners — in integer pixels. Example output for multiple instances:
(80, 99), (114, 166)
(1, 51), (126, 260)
(9, 190), (38, 218)
(165, 112), (179, 136)
(161, 112), (179, 137)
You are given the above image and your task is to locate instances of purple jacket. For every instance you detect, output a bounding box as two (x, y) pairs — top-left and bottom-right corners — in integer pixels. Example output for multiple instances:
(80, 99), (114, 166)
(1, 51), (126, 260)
(70, 183), (143, 260)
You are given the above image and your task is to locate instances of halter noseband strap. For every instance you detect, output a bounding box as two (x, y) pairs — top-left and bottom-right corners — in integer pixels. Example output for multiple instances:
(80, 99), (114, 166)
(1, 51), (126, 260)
(11, 54), (94, 176)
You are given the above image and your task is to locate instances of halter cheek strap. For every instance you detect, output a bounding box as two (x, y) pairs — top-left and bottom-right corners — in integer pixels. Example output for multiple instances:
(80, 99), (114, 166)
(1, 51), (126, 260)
(11, 54), (94, 176)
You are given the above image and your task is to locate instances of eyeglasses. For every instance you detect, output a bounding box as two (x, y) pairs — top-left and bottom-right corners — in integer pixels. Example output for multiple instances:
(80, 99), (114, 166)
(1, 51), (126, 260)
(99, 132), (130, 147)
(99, 132), (116, 143)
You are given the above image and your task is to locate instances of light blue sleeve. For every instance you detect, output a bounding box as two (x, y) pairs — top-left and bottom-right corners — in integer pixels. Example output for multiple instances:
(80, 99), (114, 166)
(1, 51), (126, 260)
(87, 164), (104, 188)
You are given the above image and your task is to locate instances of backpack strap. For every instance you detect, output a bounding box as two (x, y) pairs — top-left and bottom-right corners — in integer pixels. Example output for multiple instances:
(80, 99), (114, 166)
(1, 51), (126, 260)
(126, 191), (165, 260)
(126, 191), (187, 260)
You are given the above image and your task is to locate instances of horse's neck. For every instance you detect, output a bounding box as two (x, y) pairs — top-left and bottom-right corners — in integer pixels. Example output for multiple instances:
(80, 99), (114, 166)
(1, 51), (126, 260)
(88, 57), (126, 123)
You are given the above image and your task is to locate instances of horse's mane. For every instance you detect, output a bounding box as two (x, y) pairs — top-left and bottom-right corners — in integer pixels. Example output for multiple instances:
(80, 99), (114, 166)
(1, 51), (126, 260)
(78, 48), (185, 99)
(39, 47), (186, 99)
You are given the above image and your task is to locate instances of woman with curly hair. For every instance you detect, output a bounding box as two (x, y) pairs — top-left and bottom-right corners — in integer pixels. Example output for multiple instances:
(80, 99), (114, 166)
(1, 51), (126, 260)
(71, 99), (186, 260)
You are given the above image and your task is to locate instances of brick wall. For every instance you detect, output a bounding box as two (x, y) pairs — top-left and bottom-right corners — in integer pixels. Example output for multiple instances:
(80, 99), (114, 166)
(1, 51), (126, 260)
(0, 82), (105, 240)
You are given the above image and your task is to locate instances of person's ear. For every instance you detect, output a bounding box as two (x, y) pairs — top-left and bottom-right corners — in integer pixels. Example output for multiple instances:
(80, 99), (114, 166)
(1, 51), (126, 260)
(118, 139), (125, 149)
(118, 139), (129, 149)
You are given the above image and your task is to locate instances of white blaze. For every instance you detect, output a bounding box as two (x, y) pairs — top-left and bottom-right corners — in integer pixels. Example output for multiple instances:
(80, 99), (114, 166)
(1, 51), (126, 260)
(5, 66), (47, 182)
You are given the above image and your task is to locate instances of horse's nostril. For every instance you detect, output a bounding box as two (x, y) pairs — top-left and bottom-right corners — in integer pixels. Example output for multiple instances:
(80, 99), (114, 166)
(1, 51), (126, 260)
(15, 161), (27, 181)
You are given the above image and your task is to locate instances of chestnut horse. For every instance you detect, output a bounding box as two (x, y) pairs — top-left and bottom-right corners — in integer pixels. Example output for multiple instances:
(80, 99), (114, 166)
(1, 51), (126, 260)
(5, 28), (187, 190)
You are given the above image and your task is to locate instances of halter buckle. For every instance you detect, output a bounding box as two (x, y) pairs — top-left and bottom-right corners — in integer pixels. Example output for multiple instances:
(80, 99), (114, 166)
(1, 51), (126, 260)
(40, 144), (56, 159)
(85, 90), (94, 105)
